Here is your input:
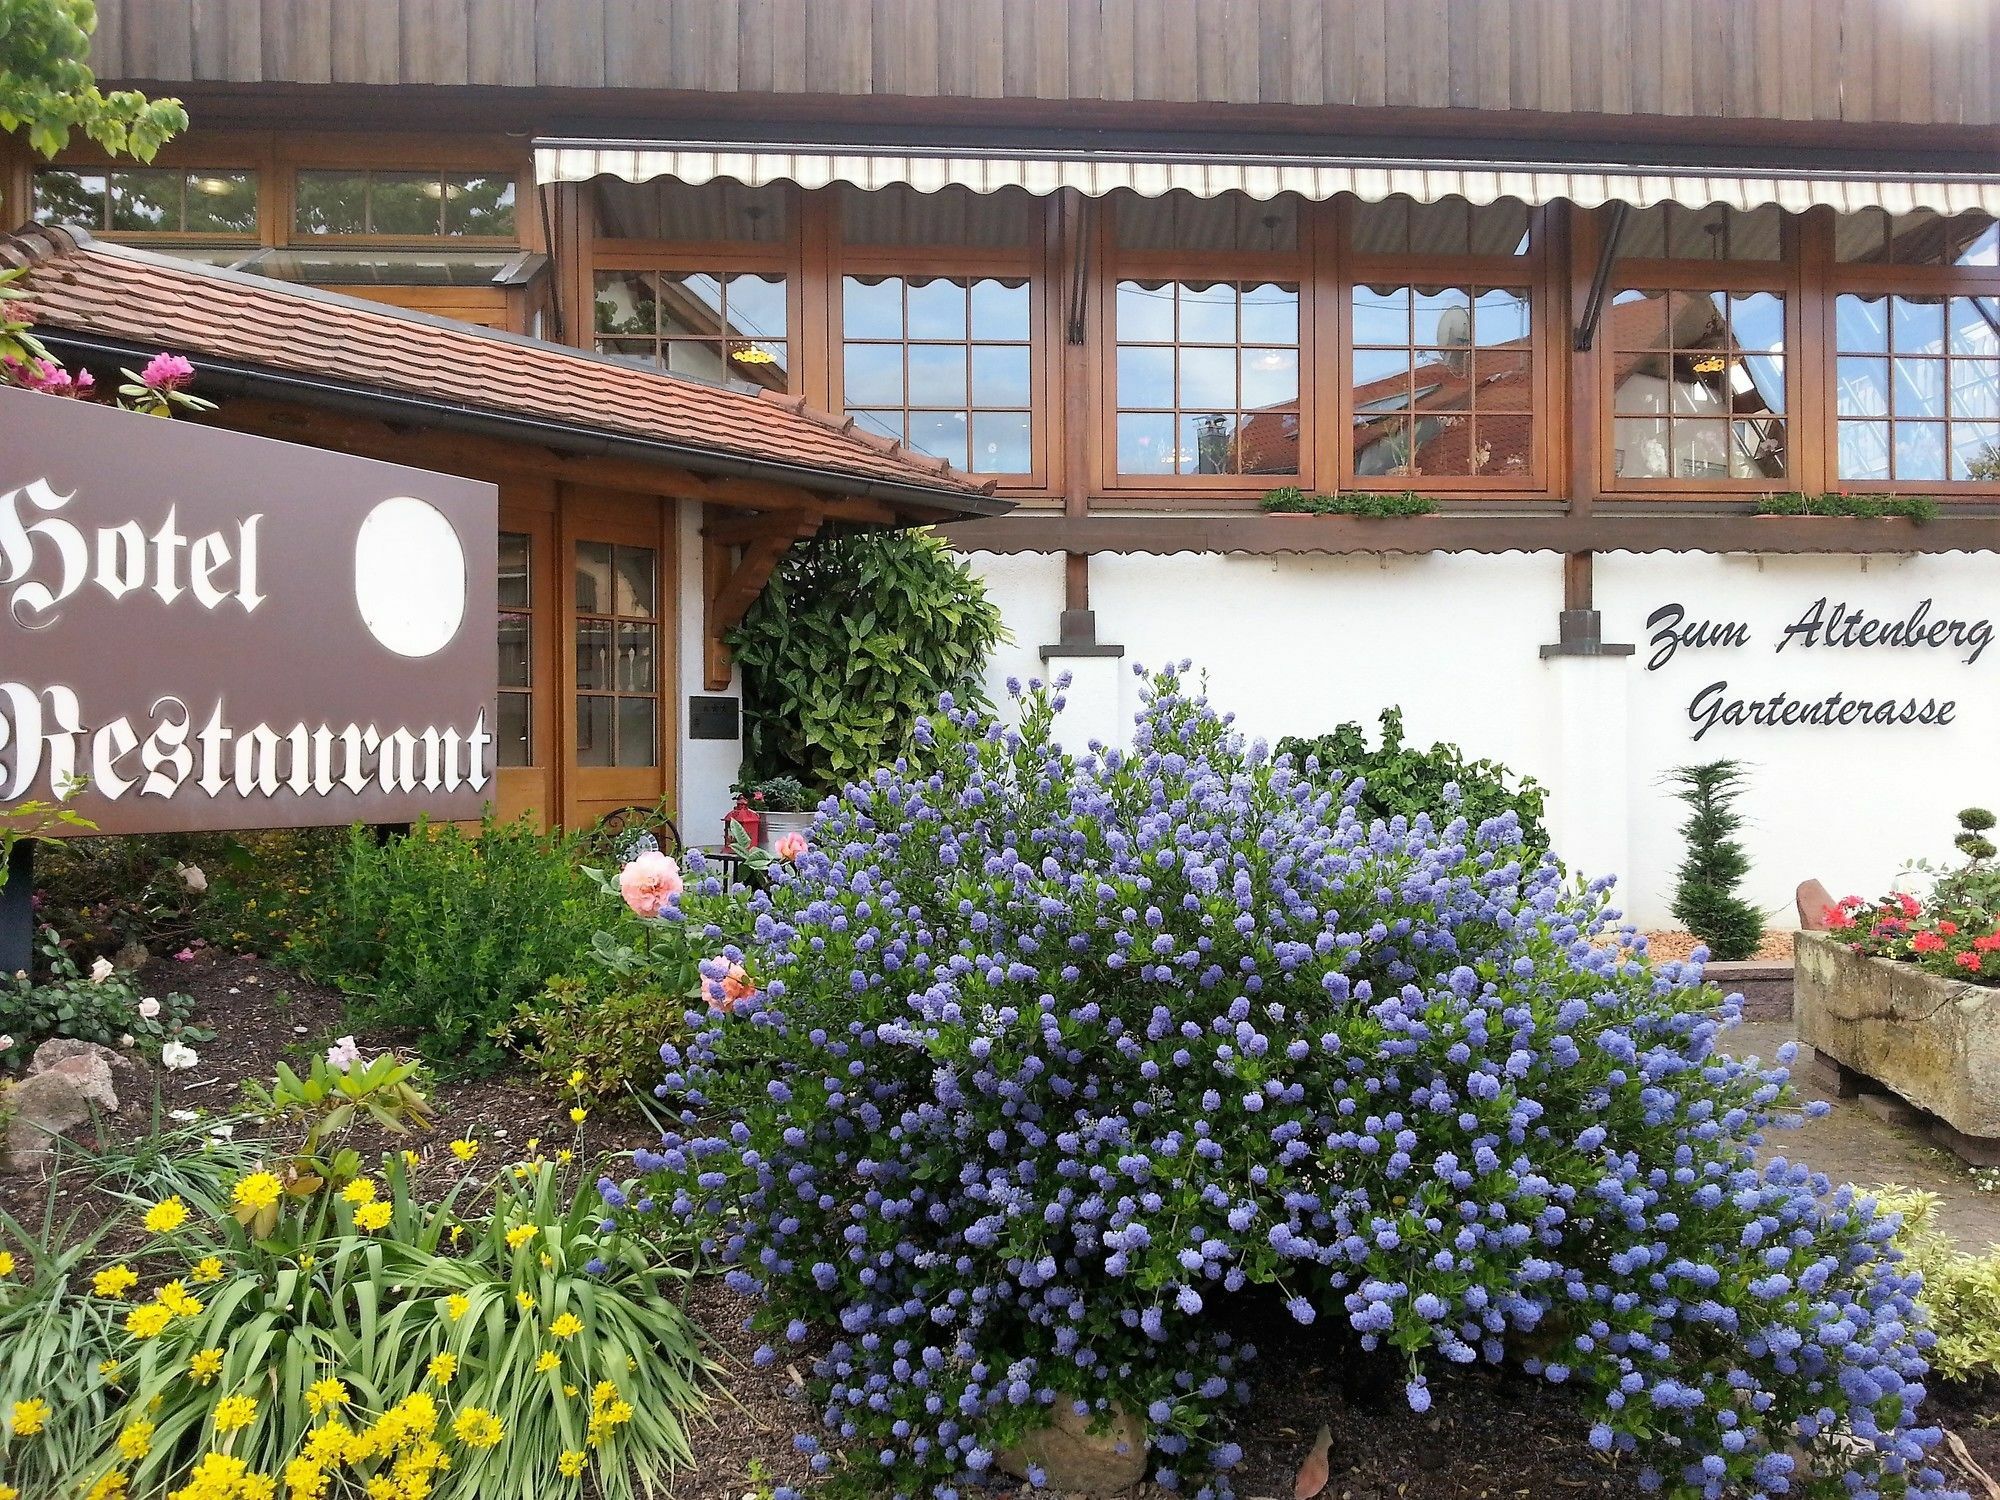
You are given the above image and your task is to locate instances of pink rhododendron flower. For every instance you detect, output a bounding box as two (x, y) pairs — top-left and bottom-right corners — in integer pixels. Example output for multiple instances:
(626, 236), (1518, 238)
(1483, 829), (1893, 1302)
(325, 1035), (362, 1071)
(774, 831), (808, 862)
(618, 851), (683, 918)
(173, 947), (196, 962)
(139, 352), (196, 392)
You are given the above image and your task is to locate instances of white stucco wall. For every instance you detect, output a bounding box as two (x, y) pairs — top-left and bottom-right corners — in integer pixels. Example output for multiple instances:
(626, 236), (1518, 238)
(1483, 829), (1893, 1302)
(967, 546), (2000, 930)
(676, 499), (741, 847)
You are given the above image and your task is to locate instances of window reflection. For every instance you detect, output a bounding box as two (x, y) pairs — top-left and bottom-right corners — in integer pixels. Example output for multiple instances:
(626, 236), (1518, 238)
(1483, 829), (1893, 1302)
(1835, 294), (1999, 482)
(573, 541), (658, 770)
(1610, 289), (1788, 480)
(34, 167), (259, 238)
(1616, 204), (1782, 261)
(1350, 285), (1534, 480)
(294, 170), (515, 238)
(1833, 210), (1998, 268)
(1114, 281), (1300, 476)
(592, 271), (790, 394)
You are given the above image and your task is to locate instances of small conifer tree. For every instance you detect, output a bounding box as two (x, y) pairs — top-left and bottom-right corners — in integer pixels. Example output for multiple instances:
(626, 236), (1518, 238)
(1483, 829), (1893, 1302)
(1667, 760), (1764, 961)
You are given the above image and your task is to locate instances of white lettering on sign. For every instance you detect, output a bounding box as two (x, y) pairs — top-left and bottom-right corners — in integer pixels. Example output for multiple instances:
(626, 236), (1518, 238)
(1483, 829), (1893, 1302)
(0, 479), (265, 629)
(0, 684), (489, 804)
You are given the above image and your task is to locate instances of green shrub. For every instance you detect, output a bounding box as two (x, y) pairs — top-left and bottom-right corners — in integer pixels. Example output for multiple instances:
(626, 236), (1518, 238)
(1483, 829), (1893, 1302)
(0, 927), (206, 1070)
(31, 832), (222, 961)
(1667, 760), (1765, 960)
(1870, 1185), (2000, 1384)
(1276, 706), (1548, 852)
(513, 975), (692, 1107)
(728, 528), (1006, 790)
(291, 819), (601, 1077)
(198, 828), (350, 958)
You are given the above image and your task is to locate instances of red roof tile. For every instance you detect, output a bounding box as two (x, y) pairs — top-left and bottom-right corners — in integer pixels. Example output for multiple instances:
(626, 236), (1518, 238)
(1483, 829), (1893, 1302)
(1, 224), (1004, 515)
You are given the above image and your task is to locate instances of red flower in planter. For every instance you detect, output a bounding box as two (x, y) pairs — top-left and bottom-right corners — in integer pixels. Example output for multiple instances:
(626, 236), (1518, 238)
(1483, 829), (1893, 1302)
(1894, 892), (1922, 918)
(1822, 905), (1855, 931)
(1974, 934), (2000, 953)
(1912, 930), (1947, 954)
(1956, 950), (1983, 972)
(1937, 920), (1960, 936)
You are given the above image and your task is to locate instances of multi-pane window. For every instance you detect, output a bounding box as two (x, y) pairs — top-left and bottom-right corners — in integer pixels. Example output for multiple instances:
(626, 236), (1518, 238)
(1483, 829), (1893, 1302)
(1835, 295), (2000, 482)
(1350, 286), (1533, 479)
(294, 170), (516, 238)
(1113, 280), (1301, 476)
(1609, 289), (1788, 481)
(593, 271), (790, 393)
(842, 276), (1032, 473)
(573, 542), (658, 770)
(34, 167), (258, 236)
(496, 532), (534, 770)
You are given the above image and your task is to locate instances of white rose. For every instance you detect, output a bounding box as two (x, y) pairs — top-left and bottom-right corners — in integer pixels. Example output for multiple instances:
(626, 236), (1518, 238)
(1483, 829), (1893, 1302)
(177, 864), (208, 893)
(138, 997), (161, 1020)
(0, 1034), (13, 1053)
(160, 1040), (199, 1071)
(119, 1034), (135, 1048)
(89, 956), (116, 984)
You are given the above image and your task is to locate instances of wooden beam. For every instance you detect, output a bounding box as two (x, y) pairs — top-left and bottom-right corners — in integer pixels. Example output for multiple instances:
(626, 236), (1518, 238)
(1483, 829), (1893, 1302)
(703, 513), (822, 689)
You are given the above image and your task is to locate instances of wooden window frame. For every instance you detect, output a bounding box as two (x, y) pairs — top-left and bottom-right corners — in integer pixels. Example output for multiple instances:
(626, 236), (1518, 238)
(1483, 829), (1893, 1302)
(1334, 197), (1560, 497)
(495, 528), (538, 772)
(286, 166), (522, 248)
(1813, 211), (2000, 499)
(587, 262), (798, 396)
(1598, 212), (1804, 497)
(31, 161), (265, 248)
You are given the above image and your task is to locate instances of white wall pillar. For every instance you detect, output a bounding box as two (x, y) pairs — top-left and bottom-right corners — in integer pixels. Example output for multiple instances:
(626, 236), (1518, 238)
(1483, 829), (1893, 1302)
(676, 500), (741, 846)
(1042, 647), (1129, 753)
(1540, 640), (1635, 907)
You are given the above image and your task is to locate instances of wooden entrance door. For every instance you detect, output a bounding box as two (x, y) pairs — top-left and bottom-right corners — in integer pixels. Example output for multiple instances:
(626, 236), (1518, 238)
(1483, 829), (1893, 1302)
(559, 488), (676, 830)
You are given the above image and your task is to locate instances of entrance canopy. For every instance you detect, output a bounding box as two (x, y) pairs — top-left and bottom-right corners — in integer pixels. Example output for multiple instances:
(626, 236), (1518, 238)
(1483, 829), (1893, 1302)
(535, 138), (2000, 216)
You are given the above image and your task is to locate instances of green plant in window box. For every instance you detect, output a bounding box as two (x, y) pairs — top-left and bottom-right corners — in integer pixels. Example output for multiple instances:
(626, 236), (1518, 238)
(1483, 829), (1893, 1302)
(1260, 487), (1442, 517)
(1752, 492), (1939, 523)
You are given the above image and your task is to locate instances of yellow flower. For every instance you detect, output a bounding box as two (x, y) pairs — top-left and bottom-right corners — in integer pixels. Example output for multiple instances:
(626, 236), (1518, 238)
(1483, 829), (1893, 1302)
(524, 1137), (541, 1154)
(157, 1279), (204, 1317)
(0, 1249), (14, 1276)
(505, 1224), (537, 1251)
(569, 1106), (588, 1125)
(192, 1256), (225, 1284)
(144, 1196), (190, 1233)
(342, 1178), (377, 1206)
(445, 1293), (469, 1322)
(188, 1346), (225, 1384)
(535, 1350), (560, 1373)
(449, 1139), (479, 1163)
(241, 1477), (275, 1500)
(305, 1377), (349, 1415)
(0, 1483), (18, 1500)
(233, 1171), (284, 1213)
(354, 1201), (393, 1233)
(214, 1392), (259, 1432)
(282, 1456), (325, 1499)
(514, 1290), (535, 1312)
(117, 1417), (155, 1459)
(425, 1352), (458, 1384)
(297, 1254), (317, 1271)
(568, 1068), (587, 1088)
(548, 1312), (584, 1340)
(562, 1384), (579, 1399)
(591, 1381), (617, 1409)
(556, 1148), (573, 1164)
(94, 1263), (139, 1298)
(557, 1449), (585, 1478)
(99, 1358), (123, 1382)
(10, 1397), (50, 1435)
(539, 1252), (554, 1270)
(124, 1303), (173, 1338)
(85, 1473), (127, 1500)
(450, 1406), (504, 1449)
(402, 1149), (422, 1169)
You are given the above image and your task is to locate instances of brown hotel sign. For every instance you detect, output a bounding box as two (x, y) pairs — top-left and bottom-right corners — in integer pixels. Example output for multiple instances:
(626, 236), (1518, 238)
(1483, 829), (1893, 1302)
(0, 386), (497, 834)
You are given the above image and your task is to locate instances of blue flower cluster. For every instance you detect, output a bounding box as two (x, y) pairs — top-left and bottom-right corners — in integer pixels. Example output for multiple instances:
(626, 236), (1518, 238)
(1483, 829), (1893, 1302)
(615, 668), (1950, 1500)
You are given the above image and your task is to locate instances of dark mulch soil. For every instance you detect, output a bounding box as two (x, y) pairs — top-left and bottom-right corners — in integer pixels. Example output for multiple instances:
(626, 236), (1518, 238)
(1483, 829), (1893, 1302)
(11, 950), (2000, 1500)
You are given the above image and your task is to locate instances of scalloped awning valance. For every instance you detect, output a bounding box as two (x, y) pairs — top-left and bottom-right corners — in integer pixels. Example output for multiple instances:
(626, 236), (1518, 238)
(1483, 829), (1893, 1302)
(534, 138), (2000, 216)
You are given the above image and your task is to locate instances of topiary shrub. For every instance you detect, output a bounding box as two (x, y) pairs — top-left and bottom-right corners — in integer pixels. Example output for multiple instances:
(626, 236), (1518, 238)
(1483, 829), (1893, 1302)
(727, 529), (1007, 792)
(612, 667), (1947, 1500)
(1667, 760), (1766, 961)
(1277, 707), (1548, 855)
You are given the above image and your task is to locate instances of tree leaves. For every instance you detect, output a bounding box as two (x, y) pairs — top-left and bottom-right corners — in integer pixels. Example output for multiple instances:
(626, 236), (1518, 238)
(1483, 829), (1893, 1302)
(0, 0), (188, 169)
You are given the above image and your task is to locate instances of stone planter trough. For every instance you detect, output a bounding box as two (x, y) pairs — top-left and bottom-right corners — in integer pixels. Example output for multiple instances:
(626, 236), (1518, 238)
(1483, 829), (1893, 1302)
(1794, 928), (2000, 1164)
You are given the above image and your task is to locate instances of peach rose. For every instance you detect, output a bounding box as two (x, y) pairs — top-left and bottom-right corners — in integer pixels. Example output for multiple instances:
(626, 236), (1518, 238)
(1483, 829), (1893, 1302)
(773, 831), (808, 862)
(618, 851), (683, 918)
(707, 961), (757, 1012)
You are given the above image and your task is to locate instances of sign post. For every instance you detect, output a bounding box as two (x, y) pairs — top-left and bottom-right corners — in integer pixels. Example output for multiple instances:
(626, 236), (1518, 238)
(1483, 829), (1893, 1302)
(0, 387), (497, 948)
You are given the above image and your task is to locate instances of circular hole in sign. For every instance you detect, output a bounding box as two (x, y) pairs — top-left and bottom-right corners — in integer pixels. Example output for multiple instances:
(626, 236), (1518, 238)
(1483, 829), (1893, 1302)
(353, 496), (466, 658)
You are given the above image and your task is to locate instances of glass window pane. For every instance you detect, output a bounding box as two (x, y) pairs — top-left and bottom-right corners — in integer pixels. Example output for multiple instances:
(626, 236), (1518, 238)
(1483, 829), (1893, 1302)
(840, 183), (1035, 247)
(1115, 346), (1175, 408)
(443, 174), (516, 236)
(1116, 280), (1176, 343)
(1356, 414), (1416, 476)
(497, 532), (531, 608)
(852, 410), (904, 443)
(369, 172), (444, 235)
(616, 622), (656, 692)
(1237, 409), (1301, 474)
(34, 169), (105, 227)
(1677, 420), (1732, 479)
(1892, 296), (1946, 354)
(1352, 285), (1410, 346)
(725, 273), (788, 339)
(1953, 425), (2000, 481)
(1240, 347), (1299, 409)
(906, 278), (969, 341)
(1952, 360), (2000, 421)
(1178, 346), (1237, 409)
(596, 177), (789, 240)
(727, 340), (789, 392)
(596, 339), (659, 370)
(497, 692), (532, 768)
(617, 699), (658, 768)
(1412, 286), (1473, 347)
(1836, 294), (1889, 353)
(971, 411), (1033, 474)
(1182, 412), (1238, 474)
(184, 171), (258, 234)
(576, 696), (613, 766)
(1179, 283), (1237, 343)
(907, 411), (971, 466)
(1352, 347), (1411, 408)
(574, 541), (614, 616)
(498, 614), (531, 688)
(971, 345), (1031, 406)
(660, 273), (728, 337)
(1115, 189), (1298, 253)
(907, 344), (969, 406)
(1950, 297), (1999, 358)
(593, 272), (657, 334)
(295, 171), (367, 235)
(1473, 288), (1532, 345)
(1728, 292), (1785, 356)
(664, 340), (731, 383)
(575, 620), (613, 691)
(1116, 412), (1176, 474)
(1836, 358), (1889, 417)
(970, 279), (1031, 340)
(1239, 283), (1298, 345)
(1613, 416), (1672, 477)
(844, 277), (904, 339)
(1833, 210), (1891, 264)
(108, 170), (177, 232)
(1838, 421), (1892, 481)
(1893, 358), (1945, 420)
(614, 546), (655, 618)
(845, 344), (905, 407)
(1894, 423), (1948, 481)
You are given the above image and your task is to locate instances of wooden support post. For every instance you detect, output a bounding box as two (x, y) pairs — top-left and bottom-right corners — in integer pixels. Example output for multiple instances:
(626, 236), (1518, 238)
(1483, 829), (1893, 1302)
(702, 513), (823, 690)
(0, 839), (34, 979)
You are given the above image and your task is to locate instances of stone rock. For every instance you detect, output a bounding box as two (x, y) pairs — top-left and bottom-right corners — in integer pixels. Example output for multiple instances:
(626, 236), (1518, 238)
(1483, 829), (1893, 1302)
(113, 938), (150, 972)
(1795, 930), (2000, 1143)
(996, 1401), (1148, 1497)
(26, 1037), (147, 1104)
(1796, 878), (1835, 931)
(3, 1069), (103, 1170)
(1855, 1089), (1926, 1129)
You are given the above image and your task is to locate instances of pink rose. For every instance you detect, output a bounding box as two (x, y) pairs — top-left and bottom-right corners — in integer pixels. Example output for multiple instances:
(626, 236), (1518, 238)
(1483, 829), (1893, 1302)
(705, 961), (757, 1013)
(774, 831), (808, 862)
(618, 850), (683, 918)
(139, 352), (196, 392)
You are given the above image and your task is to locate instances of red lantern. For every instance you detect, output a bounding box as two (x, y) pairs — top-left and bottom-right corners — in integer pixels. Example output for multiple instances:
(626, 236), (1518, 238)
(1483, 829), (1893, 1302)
(724, 795), (762, 849)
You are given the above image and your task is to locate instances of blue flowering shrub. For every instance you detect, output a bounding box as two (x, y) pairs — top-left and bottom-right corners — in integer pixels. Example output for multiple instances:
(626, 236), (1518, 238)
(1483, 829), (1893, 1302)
(612, 668), (1948, 1500)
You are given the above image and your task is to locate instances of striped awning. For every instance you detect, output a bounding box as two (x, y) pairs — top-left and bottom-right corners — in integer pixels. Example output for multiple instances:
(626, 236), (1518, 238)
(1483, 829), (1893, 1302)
(535, 138), (2000, 215)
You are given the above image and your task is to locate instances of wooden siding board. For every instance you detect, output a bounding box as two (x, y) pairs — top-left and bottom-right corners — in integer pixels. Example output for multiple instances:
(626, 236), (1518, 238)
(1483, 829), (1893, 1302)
(261, 0), (331, 83)
(604, 0), (673, 88)
(400, 0), (469, 85)
(734, 0), (775, 92)
(468, 0), (535, 85)
(127, 0), (196, 81)
(331, 0), (402, 85)
(89, 0), (127, 79)
(1002, 0), (1037, 96)
(1034, 0), (1071, 98)
(535, 0), (605, 87)
(1474, 0), (1510, 112)
(1099, 0), (1136, 101)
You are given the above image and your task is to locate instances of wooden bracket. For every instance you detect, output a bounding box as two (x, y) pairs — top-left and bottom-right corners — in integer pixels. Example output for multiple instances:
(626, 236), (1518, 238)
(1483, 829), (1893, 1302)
(702, 512), (823, 690)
